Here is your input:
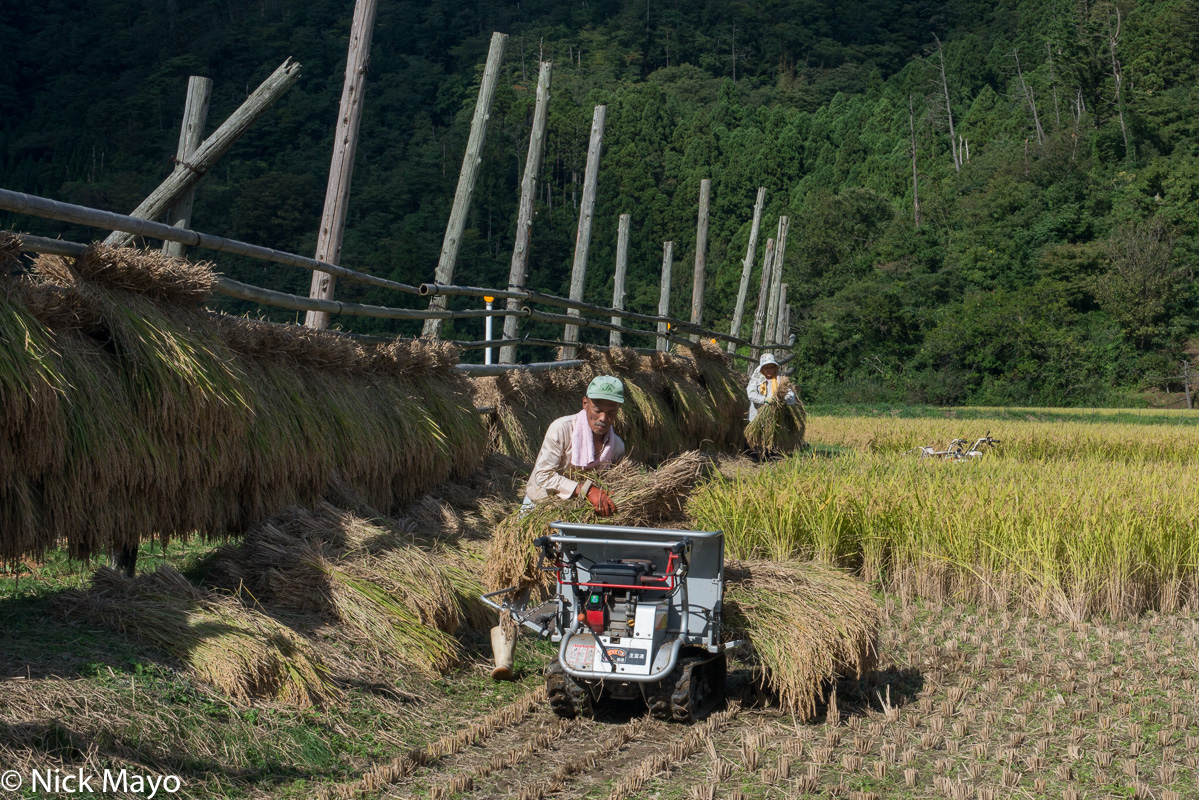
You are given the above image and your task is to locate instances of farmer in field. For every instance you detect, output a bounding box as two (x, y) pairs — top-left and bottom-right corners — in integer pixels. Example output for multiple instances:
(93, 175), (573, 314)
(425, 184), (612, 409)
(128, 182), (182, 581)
(491, 376), (628, 680)
(520, 374), (626, 516)
(747, 352), (797, 422)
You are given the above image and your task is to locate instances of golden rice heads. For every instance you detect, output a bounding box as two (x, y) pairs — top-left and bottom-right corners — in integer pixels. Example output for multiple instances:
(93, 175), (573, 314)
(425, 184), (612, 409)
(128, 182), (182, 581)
(724, 559), (879, 720)
(216, 314), (369, 372)
(33, 245), (216, 305)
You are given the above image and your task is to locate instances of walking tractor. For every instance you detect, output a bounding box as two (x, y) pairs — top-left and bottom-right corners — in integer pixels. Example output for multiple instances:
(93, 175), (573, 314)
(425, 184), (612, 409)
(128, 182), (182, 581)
(484, 521), (739, 722)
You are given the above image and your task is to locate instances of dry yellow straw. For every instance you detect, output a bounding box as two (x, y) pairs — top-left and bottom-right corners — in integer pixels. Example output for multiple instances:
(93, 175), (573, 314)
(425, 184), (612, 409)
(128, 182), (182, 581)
(62, 565), (338, 707)
(745, 376), (807, 453)
(724, 558), (879, 719)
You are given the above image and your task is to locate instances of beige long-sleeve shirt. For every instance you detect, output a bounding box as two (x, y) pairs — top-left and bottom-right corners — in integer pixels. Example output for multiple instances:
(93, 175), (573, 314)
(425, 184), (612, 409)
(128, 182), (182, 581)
(523, 414), (626, 502)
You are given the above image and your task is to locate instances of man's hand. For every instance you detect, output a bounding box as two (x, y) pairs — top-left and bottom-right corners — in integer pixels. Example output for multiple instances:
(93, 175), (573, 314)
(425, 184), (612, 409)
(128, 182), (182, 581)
(587, 484), (617, 516)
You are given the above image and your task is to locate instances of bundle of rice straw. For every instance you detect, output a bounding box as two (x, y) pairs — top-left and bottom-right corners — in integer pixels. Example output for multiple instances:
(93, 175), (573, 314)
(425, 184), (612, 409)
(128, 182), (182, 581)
(724, 558), (879, 720)
(744, 376), (807, 453)
(61, 565), (337, 707)
(215, 503), (470, 679)
(472, 344), (746, 468)
(0, 242), (488, 564)
(483, 451), (710, 600)
(686, 340), (747, 447)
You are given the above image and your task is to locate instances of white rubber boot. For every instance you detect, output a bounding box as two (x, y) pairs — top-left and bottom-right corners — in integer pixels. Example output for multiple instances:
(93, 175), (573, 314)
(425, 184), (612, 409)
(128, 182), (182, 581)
(490, 624), (517, 681)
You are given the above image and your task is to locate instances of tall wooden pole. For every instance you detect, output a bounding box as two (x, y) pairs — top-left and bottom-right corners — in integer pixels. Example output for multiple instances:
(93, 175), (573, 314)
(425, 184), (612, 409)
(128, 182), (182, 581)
(750, 237), (776, 354)
(424, 32), (508, 338)
(562, 104), (606, 358)
(690, 178), (711, 341)
(656, 242), (674, 352)
(764, 217), (788, 346)
(163, 76), (212, 259)
(609, 213), (630, 348)
(775, 283), (788, 354)
(500, 60), (552, 364)
(729, 187), (766, 353)
(105, 59), (301, 248)
(305, 0), (379, 329)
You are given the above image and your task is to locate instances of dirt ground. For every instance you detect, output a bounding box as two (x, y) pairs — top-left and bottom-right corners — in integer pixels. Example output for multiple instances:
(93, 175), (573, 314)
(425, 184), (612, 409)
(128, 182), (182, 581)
(4, 584), (1198, 798)
(299, 598), (1199, 800)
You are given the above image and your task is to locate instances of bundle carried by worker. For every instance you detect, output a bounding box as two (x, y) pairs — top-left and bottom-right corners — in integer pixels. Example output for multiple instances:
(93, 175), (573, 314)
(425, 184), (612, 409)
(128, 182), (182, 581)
(745, 373), (807, 454)
(483, 449), (710, 603)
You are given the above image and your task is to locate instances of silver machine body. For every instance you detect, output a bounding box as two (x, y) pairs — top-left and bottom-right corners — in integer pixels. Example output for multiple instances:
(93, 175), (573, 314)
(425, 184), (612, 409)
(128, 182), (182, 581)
(483, 521), (736, 684)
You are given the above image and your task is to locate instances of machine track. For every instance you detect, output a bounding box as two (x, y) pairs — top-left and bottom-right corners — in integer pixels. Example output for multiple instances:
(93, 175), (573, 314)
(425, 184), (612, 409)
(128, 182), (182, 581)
(545, 661), (594, 719)
(669, 651), (728, 723)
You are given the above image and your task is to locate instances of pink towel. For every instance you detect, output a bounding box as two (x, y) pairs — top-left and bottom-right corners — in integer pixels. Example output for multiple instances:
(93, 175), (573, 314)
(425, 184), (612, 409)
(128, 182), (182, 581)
(570, 409), (615, 468)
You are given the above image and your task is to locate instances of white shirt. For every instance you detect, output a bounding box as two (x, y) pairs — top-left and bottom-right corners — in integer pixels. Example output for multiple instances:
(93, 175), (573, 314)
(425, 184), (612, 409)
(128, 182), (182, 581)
(523, 414), (626, 502)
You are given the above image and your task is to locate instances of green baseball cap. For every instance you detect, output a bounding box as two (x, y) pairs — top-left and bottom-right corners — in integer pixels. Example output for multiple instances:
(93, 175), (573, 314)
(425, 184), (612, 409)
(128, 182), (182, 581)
(586, 375), (625, 404)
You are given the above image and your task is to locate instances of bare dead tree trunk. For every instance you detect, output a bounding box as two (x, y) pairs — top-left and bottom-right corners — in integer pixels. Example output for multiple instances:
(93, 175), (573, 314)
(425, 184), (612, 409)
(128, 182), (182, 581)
(1104, 6), (1131, 159)
(563, 104), (607, 358)
(163, 76), (212, 259)
(610, 213), (630, 348)
(1184, 360), (1193, 410)
(656, 242), (674, 352)
(424, 32), (508, 338)
(764, 218), (787, 345)
(933, 35), (959, 172)
(729, 187), (766, 353)
(690, 178), (711, 341)
(750, 237), (775, 357)
(104, 59), (301, 248)
(1046, 41), (1062, 128)
(1014, 48), (1045, 145)
(909, 95), (921, 228)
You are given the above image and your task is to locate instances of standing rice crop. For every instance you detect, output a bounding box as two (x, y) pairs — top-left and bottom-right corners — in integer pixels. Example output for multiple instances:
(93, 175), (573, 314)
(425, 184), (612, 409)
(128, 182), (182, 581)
(689, 446), (1199, 620)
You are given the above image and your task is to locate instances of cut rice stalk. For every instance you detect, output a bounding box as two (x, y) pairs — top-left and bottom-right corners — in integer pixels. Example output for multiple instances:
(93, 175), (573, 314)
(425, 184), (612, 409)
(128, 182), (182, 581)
(62, 565), (338, 707)
(484, 451), (711, 597)
(745, 377), (806, 453)
(216, 503), (474, 678)
(724, 558), (879, 720)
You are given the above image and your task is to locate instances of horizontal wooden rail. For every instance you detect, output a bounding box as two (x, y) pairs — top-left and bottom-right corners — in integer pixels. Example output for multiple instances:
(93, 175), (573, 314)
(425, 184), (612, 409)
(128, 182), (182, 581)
(8, 233), (776, 372)
(421, 281), (768, 351)
(215, 276), (527, 321)
(0, 188), (421, 296)
(455, 359), (584, 376)
(524, 306), (699, 349)
(7, 233), (527, 323)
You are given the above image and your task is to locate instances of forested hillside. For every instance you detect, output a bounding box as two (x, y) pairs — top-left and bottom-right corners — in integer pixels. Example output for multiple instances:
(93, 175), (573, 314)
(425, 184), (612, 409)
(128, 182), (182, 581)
(2, 0), (1197, 405)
